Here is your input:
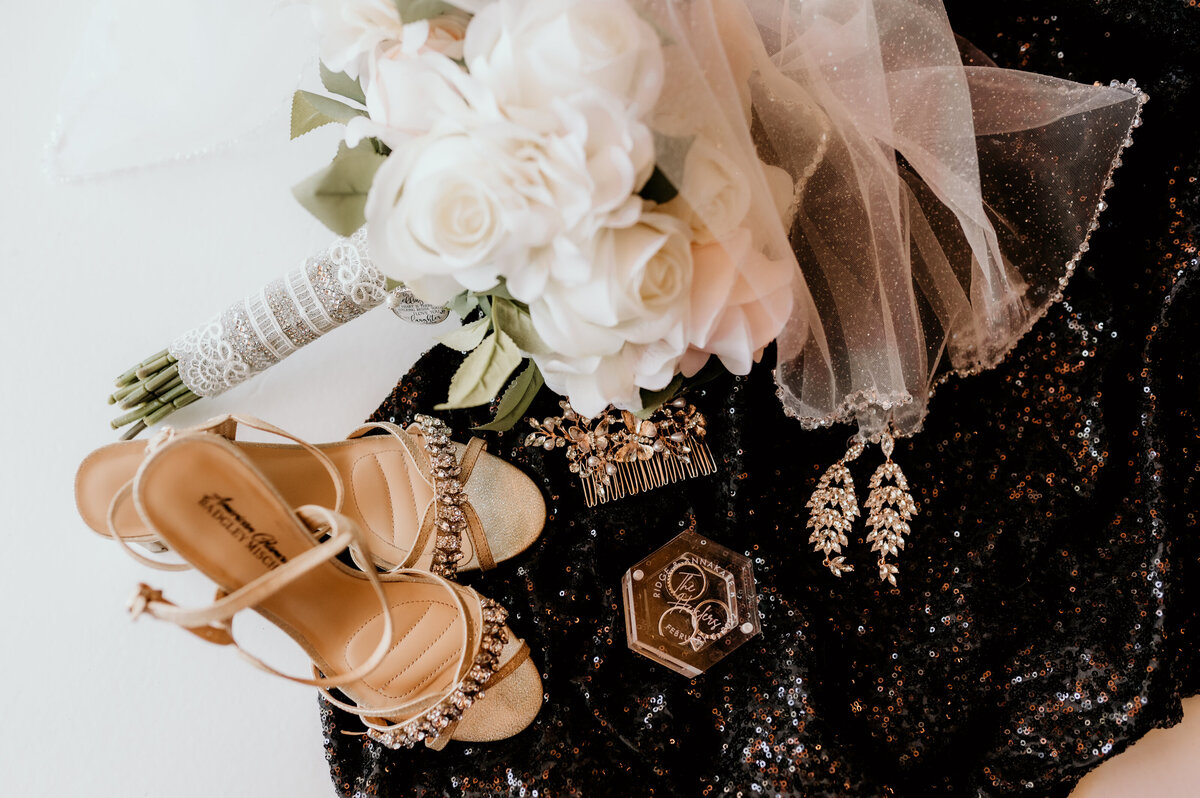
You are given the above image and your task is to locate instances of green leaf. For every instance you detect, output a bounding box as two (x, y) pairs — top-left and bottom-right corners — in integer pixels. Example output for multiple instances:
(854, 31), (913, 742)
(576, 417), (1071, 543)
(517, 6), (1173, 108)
(447, 291), (480, 319)
(435, 330), (523, 410)
(636, 374), (684, 418)
(395, 0), (457, 23)
(370, 137), (391, 157)
(292, 142), (386, 236)
(290, 90), (366, 140)
(480, 279), (514, 301)
(680, 357), (728, 392)
(319, 62), (366, 105)
(491, 297), (550, 356)
(437, 317), (490, 352)
(473, 361), (545, 432)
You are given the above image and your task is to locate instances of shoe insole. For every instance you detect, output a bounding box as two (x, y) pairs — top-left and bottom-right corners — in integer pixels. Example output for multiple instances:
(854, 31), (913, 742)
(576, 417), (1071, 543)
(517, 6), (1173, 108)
(134, 435), (479, 712)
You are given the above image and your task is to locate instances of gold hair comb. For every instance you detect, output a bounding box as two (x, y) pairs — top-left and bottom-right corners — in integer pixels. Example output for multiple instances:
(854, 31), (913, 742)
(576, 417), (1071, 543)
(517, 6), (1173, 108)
(524, 397), (716, 507)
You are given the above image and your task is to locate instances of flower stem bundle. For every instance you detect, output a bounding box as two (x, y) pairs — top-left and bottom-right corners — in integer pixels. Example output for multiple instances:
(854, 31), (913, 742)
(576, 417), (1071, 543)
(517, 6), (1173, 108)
(109, 350), (199, 439)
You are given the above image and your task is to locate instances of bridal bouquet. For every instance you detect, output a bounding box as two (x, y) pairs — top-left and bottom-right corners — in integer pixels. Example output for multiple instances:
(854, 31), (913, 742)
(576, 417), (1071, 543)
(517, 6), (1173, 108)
(110, 0), (1143, 447)
(297, 0), (796, 421)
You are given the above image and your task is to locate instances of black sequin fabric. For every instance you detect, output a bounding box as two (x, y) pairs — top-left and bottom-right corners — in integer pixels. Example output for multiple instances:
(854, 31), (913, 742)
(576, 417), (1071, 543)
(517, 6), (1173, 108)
(321, 2), (1200, 795)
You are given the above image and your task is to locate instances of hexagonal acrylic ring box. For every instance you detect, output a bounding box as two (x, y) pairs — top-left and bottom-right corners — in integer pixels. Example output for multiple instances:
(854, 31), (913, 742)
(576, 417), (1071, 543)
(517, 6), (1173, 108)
(621, 529), (760, 677)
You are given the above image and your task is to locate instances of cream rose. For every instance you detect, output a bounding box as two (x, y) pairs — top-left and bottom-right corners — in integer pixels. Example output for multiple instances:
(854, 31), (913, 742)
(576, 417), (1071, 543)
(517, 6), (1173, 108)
(311, 0), (405, 81)
(364, 98), (654, 304)
(490, 92), (658, 303)
(665, 138), (754, 245)
(530, 212), (694, 415)
(365, 119), (564, 304)
(349, 50), (487, 149)
(680, 228), (795, 377)
(538, 335), (687, 419)
(312, 0), (473, 84)
(464, 0), (664, 118)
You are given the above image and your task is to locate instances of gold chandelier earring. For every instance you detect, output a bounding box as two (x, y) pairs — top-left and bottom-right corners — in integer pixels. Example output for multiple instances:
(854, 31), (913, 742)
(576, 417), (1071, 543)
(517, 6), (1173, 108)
(805, 438), (865, 577)
(863, 433), (917, 586)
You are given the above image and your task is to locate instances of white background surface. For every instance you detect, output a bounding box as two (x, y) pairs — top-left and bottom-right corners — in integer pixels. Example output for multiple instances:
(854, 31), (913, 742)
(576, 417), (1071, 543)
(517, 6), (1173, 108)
(0, 2), (1195, 797)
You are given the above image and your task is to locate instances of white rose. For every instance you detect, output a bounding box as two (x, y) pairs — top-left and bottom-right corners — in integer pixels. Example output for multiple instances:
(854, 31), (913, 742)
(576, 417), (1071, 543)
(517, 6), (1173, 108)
(529, 212), (694, 415)
(311, 0), (473, 83)
(464, 0), (665, 118)
(365, 119), (563, 304)
(531, 212), (693, 355)
(349, 52), (479, 147)
(497, 90), (653, 300)
(365, 95), (648, 305)
(665, 138), (753, 245)
(311, 0), (405, 81)
(538, 336), (685, 418)
(679, 228), (795, 378)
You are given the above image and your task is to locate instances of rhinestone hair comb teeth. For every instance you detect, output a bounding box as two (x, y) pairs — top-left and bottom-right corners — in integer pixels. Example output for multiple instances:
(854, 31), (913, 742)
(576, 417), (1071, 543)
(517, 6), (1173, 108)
(524, 397), (716, 507)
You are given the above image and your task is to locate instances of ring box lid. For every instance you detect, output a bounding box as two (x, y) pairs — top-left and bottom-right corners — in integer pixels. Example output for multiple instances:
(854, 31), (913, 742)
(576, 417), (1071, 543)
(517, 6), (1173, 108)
(621, 529), (760, 678)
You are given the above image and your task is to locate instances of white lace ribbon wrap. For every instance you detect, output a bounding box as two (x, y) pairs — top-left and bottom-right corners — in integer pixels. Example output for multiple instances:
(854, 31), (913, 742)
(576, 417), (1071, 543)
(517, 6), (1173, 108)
(169, 229), (386, 397)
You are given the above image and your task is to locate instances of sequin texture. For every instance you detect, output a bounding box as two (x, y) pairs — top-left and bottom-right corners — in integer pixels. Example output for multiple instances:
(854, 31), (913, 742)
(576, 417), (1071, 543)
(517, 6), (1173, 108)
(321, 2), (1200, 795)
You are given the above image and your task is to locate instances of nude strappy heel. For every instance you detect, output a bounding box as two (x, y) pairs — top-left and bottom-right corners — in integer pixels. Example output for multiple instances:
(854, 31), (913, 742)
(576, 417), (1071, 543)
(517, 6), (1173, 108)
(124, 430), (542, 748)
(76, 413), (545, 578)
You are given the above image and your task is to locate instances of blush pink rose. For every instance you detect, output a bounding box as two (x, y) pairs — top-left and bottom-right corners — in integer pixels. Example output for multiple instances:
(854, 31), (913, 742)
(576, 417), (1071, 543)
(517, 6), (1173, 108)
(680, 228), (795, 376)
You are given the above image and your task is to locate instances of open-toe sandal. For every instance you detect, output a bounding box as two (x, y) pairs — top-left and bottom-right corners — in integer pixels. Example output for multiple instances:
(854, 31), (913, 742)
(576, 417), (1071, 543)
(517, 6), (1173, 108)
(124, 430), (542, 748)
(76, 413), (545, 578)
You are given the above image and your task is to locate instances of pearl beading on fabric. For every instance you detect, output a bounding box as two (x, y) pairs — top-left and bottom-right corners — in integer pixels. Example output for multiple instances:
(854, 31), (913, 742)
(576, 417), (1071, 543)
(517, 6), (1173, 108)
(364, 598), (508, 749)
(168, 228), (386, 397)
(412, 414), (467, 579)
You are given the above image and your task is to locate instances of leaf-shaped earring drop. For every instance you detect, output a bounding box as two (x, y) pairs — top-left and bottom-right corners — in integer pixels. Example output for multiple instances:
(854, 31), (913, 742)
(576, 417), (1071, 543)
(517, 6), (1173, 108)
(806, 439), (865, 576)
(863, 433), (917, 586)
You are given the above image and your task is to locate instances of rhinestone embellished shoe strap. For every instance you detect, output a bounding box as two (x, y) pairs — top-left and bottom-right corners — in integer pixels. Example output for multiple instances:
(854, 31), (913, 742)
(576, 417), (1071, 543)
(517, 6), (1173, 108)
(315, 578), (511, 750)
(314, 567), (475, 721)
(409, 414), (475, 579)
(359, 598), (509, 749)
(421, 640), (532, 751)
(347, 417), (493, 577)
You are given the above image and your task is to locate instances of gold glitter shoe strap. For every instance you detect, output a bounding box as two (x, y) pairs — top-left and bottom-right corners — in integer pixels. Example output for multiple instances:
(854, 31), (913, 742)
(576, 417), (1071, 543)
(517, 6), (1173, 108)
(456, 438), (497, 571)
